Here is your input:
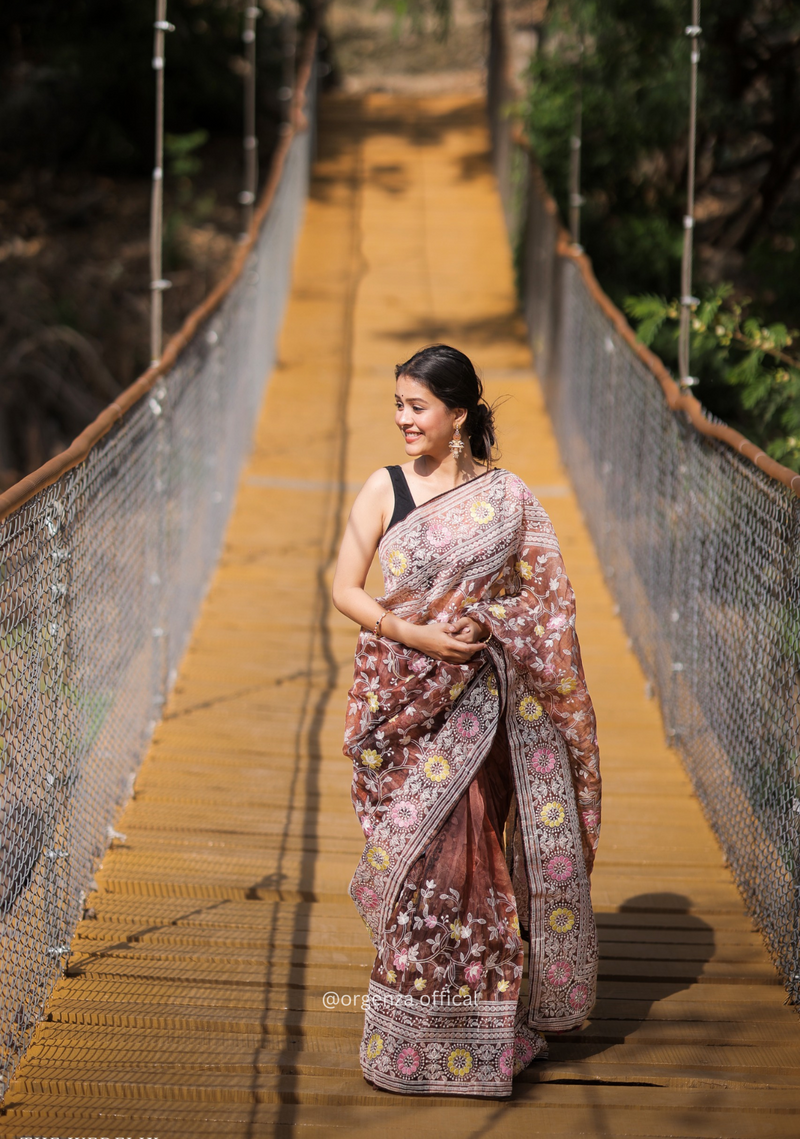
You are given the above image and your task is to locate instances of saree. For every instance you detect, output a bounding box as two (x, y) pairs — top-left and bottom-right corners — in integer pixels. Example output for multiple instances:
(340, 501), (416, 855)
(344, 468), (601, 1096)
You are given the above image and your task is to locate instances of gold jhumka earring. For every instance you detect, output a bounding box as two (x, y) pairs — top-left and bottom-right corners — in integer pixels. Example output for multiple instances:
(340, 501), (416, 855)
(449, 423), (464, 459)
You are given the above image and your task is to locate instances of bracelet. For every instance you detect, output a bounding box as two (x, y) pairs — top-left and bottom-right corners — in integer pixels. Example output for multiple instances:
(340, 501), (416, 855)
(373, 612), (387, 637)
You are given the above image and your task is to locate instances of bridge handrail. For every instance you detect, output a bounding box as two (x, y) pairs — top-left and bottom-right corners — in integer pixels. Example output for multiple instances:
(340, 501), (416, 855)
(0, 30), (318, 1096)
(489, 0), (800, 1003)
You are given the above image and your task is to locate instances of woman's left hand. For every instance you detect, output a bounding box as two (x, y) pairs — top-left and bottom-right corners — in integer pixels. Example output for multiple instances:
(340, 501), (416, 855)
(450, 616), (489, 644)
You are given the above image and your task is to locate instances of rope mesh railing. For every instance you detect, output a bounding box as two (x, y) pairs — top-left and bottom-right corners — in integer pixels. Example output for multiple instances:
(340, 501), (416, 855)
(488, 0), (800, 1003)
(0, 48), (316, 1096)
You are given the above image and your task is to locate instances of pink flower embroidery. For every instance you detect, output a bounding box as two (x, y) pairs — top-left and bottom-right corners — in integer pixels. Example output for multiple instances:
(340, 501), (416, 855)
(513, 1035), (534, 1074)
(396, 1045), (421, 1076)
(546, 959), (573, 988)
(426, 521), (453, 548)
(568, 982), (589, 1011)
(455, 710), (480, 740)
(547, 613), (567, 631)
(529, 747), (556, 775)
(393, 949), (409, 971)
(391, 800), (418, 829)
(464, 962), (483, 986)
(424, 914), (438, 928)
(498, 1046), (514, 1078)
(354, 886), (380, 911)
(581, 809), (600, 829)
(545, 854), (574, 883)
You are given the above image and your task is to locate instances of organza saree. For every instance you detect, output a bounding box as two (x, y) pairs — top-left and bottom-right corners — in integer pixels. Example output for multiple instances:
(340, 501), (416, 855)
(344, 468), (601, 1096)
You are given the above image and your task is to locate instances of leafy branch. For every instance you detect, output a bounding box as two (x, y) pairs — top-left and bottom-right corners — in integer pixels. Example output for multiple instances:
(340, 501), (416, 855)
(624, 285), (800, 470)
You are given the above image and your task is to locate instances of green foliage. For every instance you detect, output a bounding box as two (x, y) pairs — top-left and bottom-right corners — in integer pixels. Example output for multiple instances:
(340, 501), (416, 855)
(625, 286), (800, 470)
(375, 0), (451, 39)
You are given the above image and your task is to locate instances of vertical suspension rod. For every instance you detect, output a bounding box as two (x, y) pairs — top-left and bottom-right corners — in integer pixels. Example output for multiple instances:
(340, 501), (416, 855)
(678, 1), (701, 387)
(239, 4), (262, 236)
(149, 1), (174, 366)
(569, 38), (584, 249)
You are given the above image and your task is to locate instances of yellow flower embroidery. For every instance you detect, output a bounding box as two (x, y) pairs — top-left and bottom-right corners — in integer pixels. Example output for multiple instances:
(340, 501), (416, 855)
(534, 624), (545, 636)
(488, 603), (506, 619)
(463, 596), (478, 605)
(424, 755), (450, 782)
(540, 801), (566, 828)
(450, 681), (465, 700)
(519, 694), (543, 722)
(510, 914), (521, 935)
(367, 692), (379, 713)
(361, 748), (382, 769)
(486, 672), (499, 697)
(414, 977), (427, 991)
(447, 1048), (473, 1077)
(470, 501), (495, 524)
(556, 676), (577, 695)
(450, 918), (463, 940)
(549, 907), (576, 934)
(388, 549), (408, 576)
(516, 559), (533, 580)
(458, 984), (471, 998)
(367, 846), (390, 871)
(366, 1033), (383, 1060)
(497, 979), (511, 992)
(386, 970), (397, 983)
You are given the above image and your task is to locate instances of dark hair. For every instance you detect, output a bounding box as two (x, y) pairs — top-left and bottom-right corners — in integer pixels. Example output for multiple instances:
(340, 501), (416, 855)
(395, 345), (497, 464)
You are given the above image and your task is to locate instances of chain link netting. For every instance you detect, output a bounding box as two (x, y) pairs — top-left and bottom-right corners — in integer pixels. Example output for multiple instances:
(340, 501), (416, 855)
(489, 1), (800, 1003)
(0, 80), (315, 1094)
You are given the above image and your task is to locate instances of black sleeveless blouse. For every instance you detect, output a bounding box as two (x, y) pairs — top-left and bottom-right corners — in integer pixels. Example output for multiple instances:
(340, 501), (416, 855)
(385, 466), (417, 532)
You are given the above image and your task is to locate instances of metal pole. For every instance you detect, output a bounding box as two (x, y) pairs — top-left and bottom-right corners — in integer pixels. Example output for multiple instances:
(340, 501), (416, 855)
(239, 4), (262, 237)
(678, 1), (701, 387)
(149, 1), (174, 366)
(568, 40), (584, 249)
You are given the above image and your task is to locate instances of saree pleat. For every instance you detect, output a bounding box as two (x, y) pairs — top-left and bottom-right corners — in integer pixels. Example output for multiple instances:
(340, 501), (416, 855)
(344, 469), (601, 1096)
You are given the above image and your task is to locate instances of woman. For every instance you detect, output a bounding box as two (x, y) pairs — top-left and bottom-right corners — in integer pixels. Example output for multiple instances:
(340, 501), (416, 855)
(332, 345), (601, 1097)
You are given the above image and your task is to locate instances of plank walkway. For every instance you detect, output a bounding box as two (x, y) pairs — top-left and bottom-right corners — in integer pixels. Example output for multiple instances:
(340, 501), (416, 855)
(3, 93), (800, 1138)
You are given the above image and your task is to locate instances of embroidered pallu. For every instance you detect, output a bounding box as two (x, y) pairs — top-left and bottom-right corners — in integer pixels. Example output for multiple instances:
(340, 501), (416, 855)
(344, 468), (601, 1096)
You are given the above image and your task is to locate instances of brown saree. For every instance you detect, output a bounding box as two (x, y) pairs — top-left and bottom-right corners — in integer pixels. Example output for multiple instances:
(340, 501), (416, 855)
(344, 468), (601, 1096)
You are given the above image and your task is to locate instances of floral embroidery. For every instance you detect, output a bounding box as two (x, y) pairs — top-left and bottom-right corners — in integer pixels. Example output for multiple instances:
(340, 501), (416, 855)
(447, 1048), (473, 1077)
(498, 1046), (514, 1077)
(546, 853), (574, 882)
(361, 748), (382, 769)
(391, 801), (418, 829)
(556, 676), (577, 695)
(455, 710), (480, 739)
(549, 907), (576, 934)
(427, 521), (453, 548)
(423, 755), (450, 782)
(488, 603), (506, 618)
(388, 549), (408, 576)
(366, 1033), (383, 1060)
(470, 501), (495, 524)
(367, 692), (379, 713)
(396, 1045), (421, 1076)
(486, 672), (499, 697)
(367, 846), (390, 871)
(569, 982), (590, 1010)
(547, 960), (573, 987)
(529, 747), (556, 775)
(497, 978), (511, 992)
(540, 801), (566, 828)
(518, 694), (544, 722)
(515, 559), (533, 580)
(449, 681), (465, 700)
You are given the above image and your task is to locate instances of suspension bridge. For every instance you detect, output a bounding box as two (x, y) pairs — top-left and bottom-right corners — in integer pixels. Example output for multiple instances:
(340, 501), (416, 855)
(1, 7), (800, 1137)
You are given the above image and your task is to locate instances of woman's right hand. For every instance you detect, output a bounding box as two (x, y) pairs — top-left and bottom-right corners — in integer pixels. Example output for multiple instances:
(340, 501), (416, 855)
(407, 621), (487, 664)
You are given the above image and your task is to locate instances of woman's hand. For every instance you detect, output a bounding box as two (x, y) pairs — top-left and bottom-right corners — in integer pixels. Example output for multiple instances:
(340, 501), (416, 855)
(407, 620), (488, 664)
(450, 616), (490, 644)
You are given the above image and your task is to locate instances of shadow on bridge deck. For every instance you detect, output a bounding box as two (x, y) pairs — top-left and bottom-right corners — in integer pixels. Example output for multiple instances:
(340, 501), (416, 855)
(2, 92), (800, 1139)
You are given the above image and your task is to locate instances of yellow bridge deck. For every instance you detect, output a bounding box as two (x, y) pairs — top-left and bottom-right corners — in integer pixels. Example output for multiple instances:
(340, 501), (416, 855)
(3, 93), (800, 1138)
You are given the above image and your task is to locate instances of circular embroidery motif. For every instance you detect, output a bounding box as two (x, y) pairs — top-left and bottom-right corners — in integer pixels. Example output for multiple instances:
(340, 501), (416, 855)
(498, 1046), (515, 1078)
(545, 854), (574, 882)
(388, 549), (408, 576)
(424, 755), (450, 782)
(354, 884), (380, 910)
(426, 521), (452, 548)
(361, 748), (382, 769)
(391, 800), (418, 829)
(366, 846), (390, 871)
(365, 1033), (383, 1060)
(568, 982), (590, 1011)
(546, 959), (573, 988)
(396, 1045), (421, 1077)
(486, 672), (499, 697)
(455, 710), (481, 740)
(519, 694), (544, 722)
(447, 1048), (473, 1078)
(512, 1035), (534, 1075)
(470, 501), (495, 524)
(529, 747), (556, 775)
(540, 801), (566, 828)
(549, 907), (576, 934)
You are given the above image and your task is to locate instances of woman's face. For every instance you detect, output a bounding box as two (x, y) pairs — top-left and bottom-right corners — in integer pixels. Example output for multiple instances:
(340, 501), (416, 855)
(394, 375), (465, 459)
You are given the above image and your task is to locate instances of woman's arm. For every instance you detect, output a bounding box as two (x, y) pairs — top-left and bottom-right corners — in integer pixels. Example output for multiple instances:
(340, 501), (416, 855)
(332, 470), (486, 664)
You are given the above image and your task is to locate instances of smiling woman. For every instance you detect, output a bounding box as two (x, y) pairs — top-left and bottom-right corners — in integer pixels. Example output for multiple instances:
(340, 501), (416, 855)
(331, 344), (602, 1097)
